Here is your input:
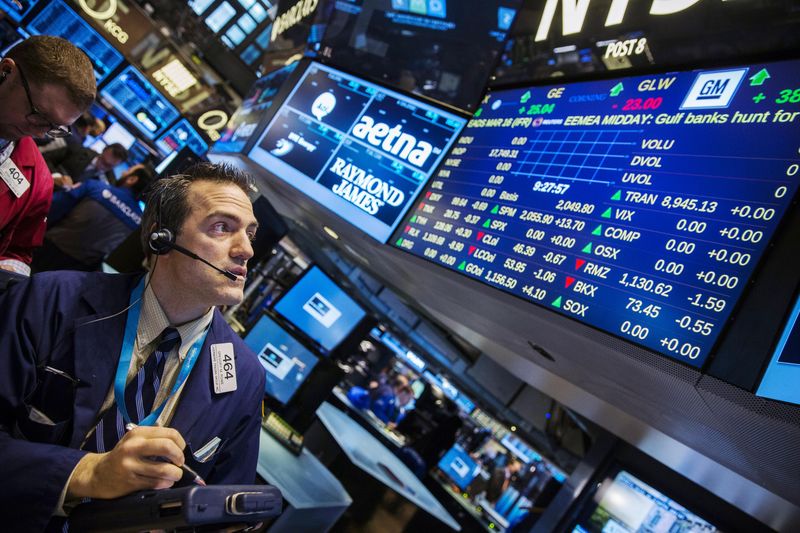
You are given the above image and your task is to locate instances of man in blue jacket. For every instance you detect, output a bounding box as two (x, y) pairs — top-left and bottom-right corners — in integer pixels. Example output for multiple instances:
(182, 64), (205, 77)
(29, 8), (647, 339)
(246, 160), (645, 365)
(0, 163), (265, 532)
(33, 164), (153, 272)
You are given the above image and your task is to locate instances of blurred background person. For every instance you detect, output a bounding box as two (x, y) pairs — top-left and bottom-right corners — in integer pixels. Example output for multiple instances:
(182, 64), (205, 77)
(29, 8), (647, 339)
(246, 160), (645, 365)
(32, 164), (152, 272)
(45, 141), (127, 187)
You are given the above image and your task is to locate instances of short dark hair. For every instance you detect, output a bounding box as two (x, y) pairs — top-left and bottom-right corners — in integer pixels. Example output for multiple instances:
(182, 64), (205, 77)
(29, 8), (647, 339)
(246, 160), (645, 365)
(128, 165), (153, 198)
(6, 35), (96, 110)
(140, 162), (253, 257)
(104, 143), (128, 162)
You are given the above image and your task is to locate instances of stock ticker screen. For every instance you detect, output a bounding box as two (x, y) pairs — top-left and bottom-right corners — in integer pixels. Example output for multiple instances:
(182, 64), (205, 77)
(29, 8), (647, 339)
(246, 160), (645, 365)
(156, 119), (209, 157)
(394, 59), (800, 368)
(249, 61), (466, 242)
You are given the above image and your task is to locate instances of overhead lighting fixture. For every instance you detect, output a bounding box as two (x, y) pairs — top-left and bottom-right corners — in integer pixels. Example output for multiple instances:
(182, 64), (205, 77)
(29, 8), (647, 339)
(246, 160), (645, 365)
(554, 45), (577, 53)
(323, 226), (339, 239)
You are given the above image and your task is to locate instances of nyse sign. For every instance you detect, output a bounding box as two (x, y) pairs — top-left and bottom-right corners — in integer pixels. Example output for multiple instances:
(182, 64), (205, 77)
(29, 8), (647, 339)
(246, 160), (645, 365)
(535, 0), (707, 41)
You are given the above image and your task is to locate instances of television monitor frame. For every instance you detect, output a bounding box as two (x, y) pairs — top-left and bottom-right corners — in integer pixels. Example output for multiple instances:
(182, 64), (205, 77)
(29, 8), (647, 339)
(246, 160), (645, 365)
(272, 265), (367, 354)
(243, 313), (321, 405)
(155, 118), (209, 157)
(248, 59), (468, 243)
(562, 442), (769, 533)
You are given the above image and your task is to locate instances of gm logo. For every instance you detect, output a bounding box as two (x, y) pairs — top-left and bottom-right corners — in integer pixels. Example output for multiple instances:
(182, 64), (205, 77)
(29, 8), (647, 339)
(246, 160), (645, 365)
(680, 68), (748, 110)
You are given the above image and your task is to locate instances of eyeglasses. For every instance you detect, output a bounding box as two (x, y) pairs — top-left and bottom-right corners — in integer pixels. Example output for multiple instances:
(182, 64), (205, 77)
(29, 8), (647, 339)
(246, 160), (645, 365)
(16, 65), (72, 138)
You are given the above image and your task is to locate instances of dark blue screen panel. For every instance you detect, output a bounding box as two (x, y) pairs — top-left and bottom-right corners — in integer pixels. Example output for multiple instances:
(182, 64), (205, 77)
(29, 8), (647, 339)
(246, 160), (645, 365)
(249, 61), (466, 242)
(757, 292), (800, 406)
(100, 66), (180, 139)
(394, 59), (800, 368)
(26, 0), (123, 82)
(438, 445), (479, 491)
(274, 266), (367, 352)
(156, 119), (209, 157)
(212, 62), (299, 154)
(244, 314), (319, 404)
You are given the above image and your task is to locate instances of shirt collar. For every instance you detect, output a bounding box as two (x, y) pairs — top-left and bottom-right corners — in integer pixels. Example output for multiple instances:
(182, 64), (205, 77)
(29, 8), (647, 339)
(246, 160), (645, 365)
(138, 275), (214, 361)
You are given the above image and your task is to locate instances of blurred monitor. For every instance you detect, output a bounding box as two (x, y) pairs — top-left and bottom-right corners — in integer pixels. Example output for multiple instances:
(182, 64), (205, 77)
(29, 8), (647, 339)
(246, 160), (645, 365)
(0, 0), (39, 21)
(274, 266), (366, 352)
(244, 314), (320, 405)
(315, 0), (522, 110)
(155, 119), (208, 157)
(102, 122), (137, 149)
(26, 0), (122, 82)
(438, 444), (480, 491)
(250, 196), (289, 267)
(100, 66), (180, 139)
(570, 469), (719, 533)
(155, 146), (208, 177)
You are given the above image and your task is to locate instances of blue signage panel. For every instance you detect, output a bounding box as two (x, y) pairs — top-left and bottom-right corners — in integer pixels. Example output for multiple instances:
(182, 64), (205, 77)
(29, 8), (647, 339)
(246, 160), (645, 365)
(394, 59), (800, 368)
(249, 61), (466, 242)
(100, 66), (180, 139)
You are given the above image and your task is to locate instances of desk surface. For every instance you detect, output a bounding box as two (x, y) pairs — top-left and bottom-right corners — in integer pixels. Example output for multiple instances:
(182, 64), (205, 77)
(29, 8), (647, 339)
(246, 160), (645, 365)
(257, 428), (352, 510)
(316, 401), (461, 531)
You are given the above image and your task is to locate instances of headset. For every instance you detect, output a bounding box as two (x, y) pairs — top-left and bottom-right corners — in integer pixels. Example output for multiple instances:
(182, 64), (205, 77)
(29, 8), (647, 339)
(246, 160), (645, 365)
(147, 191), (238, 281)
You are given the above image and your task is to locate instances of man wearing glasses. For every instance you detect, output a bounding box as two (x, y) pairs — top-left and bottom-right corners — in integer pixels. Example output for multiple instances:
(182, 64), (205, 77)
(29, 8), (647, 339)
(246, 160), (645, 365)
(0, 35), (96, 276)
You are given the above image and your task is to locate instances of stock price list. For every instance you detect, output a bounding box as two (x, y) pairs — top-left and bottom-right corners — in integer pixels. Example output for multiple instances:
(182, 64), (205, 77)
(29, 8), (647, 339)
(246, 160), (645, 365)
(393, 59), (800, 367)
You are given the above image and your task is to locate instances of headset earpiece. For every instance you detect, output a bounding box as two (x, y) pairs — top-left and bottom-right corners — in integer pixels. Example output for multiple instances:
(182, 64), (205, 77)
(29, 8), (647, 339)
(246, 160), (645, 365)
(149, 228), (174, 255)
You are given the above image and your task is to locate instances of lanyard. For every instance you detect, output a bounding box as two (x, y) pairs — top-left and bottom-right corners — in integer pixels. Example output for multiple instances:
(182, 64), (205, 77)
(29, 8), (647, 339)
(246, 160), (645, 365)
(114, 278), (209, 426)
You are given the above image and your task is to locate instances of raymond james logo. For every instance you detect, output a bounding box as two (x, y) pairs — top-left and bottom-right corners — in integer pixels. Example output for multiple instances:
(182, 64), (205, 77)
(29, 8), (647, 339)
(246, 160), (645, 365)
(329, 157), (404, 215)
(351, 115), (433, 168)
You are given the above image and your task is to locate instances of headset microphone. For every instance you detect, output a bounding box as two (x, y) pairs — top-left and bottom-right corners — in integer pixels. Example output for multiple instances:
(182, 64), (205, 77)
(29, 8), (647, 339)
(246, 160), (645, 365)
(149, 229), (239, 281)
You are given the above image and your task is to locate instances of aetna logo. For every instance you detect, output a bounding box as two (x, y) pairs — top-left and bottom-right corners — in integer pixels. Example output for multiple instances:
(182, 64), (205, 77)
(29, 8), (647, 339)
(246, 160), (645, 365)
(351, 116), (433, 168)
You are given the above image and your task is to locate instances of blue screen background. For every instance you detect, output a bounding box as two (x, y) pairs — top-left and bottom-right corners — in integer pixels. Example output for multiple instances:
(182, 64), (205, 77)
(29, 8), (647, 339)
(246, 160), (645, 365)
(274, 266), (367, 351)
(244, 314), (319, 404)
(394, 59), (800, 367)
(438, 445), (479, 491)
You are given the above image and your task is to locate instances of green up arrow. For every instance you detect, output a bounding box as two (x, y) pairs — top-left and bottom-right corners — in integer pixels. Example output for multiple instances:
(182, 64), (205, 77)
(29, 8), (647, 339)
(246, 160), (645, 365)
(609, 82), (624, 97)
(749, 69), (770, 86)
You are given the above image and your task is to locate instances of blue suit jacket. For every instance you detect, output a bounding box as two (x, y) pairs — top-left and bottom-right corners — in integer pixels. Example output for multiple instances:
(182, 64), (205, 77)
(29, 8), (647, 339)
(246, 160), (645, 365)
(0, 272), (265, 532)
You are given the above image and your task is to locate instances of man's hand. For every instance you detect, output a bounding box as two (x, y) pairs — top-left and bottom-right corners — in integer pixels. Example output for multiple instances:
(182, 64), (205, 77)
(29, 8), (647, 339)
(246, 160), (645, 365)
(67, 426), (187, 500)
(52, 173), (74, 189)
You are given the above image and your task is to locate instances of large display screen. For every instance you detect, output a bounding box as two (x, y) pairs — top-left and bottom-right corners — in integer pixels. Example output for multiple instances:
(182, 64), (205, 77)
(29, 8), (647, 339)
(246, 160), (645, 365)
(212, 62), (298, 154)
(317, 0), (522, 110)
(756, 290), (800, 406)
(274, 266), (367, 352)
(100, 66), (181, 139)
(571, 470), (718, 533)
(155, 119), (209, 157)
(244, 314), (319, 405)
(249, 61), (466, 242)
(394, 59), (800, 368)
(27, 0), (123, 82)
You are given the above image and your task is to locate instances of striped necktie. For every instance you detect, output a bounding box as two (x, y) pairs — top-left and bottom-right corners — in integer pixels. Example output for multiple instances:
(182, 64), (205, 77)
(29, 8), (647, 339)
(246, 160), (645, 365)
(85, 327), (181, 453)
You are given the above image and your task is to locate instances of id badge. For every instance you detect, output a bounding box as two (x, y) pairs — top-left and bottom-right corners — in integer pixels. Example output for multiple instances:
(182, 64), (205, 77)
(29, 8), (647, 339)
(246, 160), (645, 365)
(0, 158), (29, 198)
(211, 343), (237, 394)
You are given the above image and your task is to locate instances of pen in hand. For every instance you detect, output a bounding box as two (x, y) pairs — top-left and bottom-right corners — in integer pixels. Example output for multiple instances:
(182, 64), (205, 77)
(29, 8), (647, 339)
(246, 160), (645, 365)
(125, 423), (207, 486)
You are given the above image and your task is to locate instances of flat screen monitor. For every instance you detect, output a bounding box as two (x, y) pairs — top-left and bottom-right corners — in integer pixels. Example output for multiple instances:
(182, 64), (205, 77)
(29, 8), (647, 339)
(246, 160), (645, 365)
(26, 0), (123, 82)
(570, 470), (718, 533)
(102, 122), (137, 150)
(206, 1), (236, 33)
(155, 119), (209, 157)
(394, 58), (800, 368)
(244, 314), (320, 405)
(273, 266), (367, 352)
(212, 62), (299, 154)
(248, 61), (466, 242)
(756, 289), (800, 406)
(438, 444), (480, 491)
(100, 66), (180, 139)
(316, 0), (522, 111)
